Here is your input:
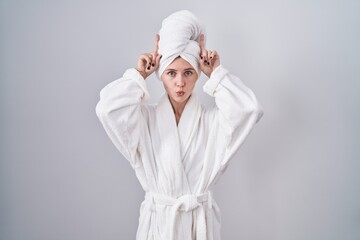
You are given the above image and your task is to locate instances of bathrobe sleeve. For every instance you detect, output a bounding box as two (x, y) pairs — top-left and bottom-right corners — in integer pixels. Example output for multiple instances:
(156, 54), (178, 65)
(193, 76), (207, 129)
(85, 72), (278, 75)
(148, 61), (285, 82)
(203, 64), (264, 164)
(95, 68), (150, 167)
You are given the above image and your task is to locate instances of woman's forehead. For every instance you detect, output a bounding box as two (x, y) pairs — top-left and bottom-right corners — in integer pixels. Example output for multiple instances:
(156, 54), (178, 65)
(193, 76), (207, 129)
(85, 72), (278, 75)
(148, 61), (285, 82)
(166, 57), (194, 70)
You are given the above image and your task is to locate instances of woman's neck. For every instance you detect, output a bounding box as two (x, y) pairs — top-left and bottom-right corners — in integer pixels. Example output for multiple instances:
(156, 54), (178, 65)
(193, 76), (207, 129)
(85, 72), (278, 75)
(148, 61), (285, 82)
(168, 95), (191, 125)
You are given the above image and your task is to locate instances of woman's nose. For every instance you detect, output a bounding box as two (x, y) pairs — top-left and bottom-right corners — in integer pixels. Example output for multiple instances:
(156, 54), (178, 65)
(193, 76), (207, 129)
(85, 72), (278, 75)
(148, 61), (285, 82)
(176, 76), (185, 87)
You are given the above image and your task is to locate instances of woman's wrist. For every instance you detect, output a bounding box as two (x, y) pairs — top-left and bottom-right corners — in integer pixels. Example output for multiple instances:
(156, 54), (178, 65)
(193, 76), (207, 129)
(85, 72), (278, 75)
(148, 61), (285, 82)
(135, 68), (147, 80)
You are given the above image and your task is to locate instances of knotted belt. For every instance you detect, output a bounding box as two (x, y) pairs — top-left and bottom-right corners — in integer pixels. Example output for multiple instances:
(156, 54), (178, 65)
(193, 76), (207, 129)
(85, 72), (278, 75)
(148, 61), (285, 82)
(145, 191), (213, 240)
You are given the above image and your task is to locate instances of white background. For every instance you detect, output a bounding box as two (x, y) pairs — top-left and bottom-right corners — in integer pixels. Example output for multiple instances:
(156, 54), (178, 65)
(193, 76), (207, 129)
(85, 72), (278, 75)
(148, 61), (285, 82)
(1, 0), (359, 239)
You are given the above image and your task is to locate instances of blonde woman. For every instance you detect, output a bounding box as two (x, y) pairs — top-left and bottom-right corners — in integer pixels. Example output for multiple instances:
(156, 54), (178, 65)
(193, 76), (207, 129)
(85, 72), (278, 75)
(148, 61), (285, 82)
(96, 10), (263, 240)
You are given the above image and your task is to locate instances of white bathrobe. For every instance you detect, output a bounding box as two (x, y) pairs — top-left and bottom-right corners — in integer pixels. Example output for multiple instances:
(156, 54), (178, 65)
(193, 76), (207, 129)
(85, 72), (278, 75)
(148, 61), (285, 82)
(95, 64), (263, 240)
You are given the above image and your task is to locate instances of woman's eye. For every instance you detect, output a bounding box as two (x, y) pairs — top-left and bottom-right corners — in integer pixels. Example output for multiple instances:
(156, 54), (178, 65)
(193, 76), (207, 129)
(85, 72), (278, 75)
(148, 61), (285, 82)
(167, 71), (176, 77)
(184, 71), (192, 77)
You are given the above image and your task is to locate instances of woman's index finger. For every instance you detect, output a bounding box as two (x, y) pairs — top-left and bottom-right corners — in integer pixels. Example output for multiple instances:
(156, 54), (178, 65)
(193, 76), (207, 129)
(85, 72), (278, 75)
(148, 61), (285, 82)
(154, 34), (160, 54)
(199, 34), (205, 51)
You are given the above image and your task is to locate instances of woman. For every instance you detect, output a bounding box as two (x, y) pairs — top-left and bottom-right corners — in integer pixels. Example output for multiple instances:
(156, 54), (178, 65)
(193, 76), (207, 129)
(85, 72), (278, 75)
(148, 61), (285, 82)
(96, 10), (263, 240)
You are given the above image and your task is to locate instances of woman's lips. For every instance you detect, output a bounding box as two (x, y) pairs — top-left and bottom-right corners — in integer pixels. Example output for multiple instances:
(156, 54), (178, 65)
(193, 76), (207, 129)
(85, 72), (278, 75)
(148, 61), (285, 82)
(176, 91), (185, 97)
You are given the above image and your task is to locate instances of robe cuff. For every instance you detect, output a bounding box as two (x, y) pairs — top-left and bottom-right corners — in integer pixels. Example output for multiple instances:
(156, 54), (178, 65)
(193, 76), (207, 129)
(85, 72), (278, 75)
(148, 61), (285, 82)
(202, 64), (229, 96)
(123, 68), (150, 101)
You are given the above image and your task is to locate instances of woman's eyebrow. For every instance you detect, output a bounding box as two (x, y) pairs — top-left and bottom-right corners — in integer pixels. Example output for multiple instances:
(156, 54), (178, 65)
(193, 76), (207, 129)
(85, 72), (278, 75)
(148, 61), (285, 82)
(166, 68), (195, 71)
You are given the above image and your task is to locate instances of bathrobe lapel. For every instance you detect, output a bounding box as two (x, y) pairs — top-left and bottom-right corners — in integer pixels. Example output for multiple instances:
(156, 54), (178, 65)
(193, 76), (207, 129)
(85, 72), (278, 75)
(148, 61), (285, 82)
(155, 94), (202, 195)
(177, 94), (202, 160)
(156, 94), (187, 195)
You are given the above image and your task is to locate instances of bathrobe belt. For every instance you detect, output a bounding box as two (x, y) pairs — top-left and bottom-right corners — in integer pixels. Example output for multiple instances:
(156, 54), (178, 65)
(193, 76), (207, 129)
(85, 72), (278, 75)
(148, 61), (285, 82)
(145, 191), (214, 240)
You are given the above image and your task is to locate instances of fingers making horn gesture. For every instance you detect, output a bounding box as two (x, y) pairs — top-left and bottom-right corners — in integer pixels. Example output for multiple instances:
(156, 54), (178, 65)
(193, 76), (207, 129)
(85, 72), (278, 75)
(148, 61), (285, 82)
(199, 34), (220, 78)
(135, 34), (162, 80)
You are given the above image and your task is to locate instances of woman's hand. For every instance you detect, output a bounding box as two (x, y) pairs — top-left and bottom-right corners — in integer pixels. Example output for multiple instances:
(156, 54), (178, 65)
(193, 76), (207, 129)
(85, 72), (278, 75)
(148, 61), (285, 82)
(135, 34), (162, 80)
(199, 34), (220, 78)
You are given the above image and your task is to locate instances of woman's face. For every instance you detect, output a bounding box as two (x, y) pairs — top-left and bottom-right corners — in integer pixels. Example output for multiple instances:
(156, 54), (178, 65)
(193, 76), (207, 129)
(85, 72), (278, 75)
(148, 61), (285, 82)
(161, 57), (198, 105)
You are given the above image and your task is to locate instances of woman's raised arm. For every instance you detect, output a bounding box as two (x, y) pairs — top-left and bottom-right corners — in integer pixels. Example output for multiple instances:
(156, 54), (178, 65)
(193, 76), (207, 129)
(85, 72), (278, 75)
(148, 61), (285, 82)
(95, 35), (161, 167)
(200, 34), (264, 164)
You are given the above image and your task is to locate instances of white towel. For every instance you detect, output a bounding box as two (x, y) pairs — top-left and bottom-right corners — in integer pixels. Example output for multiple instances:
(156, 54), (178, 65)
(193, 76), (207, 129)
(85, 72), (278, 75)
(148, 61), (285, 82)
(156, 10), (206, 80)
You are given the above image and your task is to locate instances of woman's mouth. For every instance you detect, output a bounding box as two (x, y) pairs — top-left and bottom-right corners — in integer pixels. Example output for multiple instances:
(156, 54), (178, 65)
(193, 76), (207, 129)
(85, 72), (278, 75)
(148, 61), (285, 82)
(176, 91), (185, 97)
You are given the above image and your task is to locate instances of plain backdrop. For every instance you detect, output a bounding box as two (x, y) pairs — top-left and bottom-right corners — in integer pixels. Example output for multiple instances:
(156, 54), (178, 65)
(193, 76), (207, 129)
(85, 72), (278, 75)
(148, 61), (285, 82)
(1, 0), (359, 239)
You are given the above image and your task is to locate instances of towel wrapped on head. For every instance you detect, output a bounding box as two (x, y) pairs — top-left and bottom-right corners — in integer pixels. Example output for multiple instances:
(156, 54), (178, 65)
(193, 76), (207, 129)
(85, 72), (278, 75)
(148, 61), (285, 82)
(156, 10), (206, 80)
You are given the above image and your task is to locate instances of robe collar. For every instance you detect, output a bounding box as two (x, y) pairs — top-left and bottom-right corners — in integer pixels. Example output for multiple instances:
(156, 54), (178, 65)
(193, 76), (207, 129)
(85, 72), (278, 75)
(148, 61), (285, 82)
(155, 93), (202, 195)
(156, 93), (202, 158)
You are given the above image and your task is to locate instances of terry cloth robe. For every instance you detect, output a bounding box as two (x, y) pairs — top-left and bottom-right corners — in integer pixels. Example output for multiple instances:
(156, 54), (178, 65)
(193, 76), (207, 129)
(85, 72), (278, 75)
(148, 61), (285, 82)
(95, 64), (263, 240)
